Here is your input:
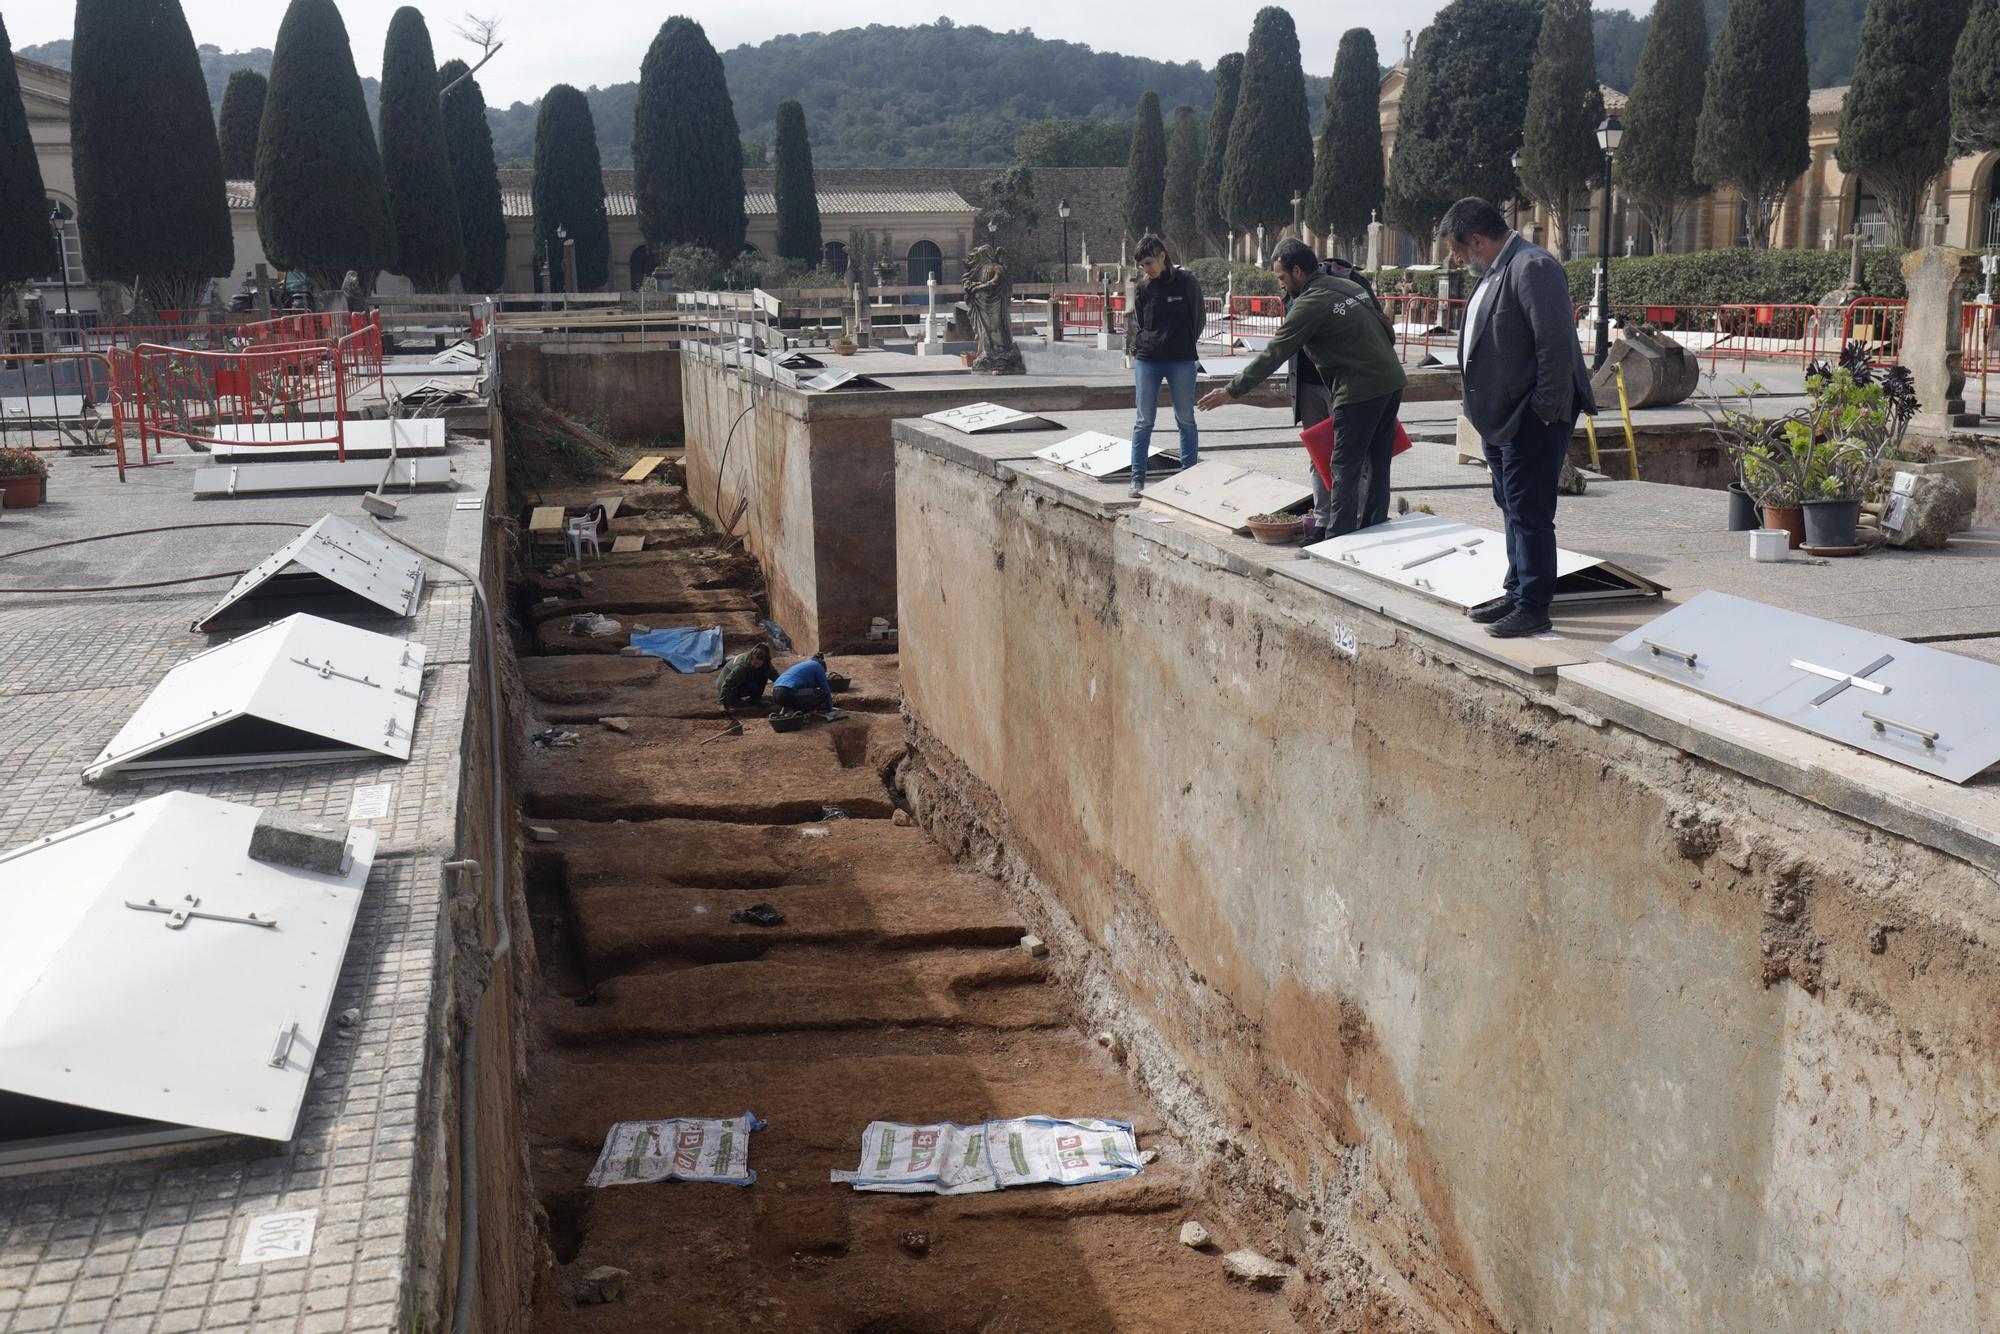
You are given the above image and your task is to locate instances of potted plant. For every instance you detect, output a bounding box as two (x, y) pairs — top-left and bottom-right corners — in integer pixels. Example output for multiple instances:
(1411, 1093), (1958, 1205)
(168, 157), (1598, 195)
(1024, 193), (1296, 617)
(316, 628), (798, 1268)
(1702, 391), (1809, 546)
(0, 447), (48, 509)
(1793, 345), (1918, 549)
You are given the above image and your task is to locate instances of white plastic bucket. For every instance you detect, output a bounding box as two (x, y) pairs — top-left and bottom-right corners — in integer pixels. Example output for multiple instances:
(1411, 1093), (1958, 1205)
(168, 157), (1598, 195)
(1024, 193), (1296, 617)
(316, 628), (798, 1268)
(1750, 528), (1790, 563)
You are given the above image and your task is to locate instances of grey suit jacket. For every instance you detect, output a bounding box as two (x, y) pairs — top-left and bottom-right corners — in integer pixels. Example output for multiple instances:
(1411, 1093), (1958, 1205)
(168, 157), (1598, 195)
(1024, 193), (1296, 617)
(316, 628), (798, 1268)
(1457, 233), (1595, 446)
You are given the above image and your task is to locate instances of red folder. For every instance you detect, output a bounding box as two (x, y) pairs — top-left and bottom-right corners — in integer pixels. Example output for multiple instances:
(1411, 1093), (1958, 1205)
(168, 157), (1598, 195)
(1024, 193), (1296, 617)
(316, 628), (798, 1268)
(1300, 416), (1413, 488)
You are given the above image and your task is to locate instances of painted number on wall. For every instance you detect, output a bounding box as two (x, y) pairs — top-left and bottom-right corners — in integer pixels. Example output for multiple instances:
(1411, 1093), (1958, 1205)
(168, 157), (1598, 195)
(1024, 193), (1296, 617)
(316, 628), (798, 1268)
(240, 1209), (317, 1265)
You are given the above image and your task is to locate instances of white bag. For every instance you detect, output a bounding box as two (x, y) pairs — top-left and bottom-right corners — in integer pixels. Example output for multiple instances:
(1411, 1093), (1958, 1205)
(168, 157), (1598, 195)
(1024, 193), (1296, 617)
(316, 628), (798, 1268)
(832, 1116), (1142, 1195)
(585, 1112), (764, 1188)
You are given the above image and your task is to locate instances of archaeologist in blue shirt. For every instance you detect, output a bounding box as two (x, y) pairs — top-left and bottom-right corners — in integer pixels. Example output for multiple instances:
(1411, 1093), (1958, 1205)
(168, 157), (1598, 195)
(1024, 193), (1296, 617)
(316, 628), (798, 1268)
(771, 653), (848, 722)
(1440, 196), (1596, 641)
(1197, 237), (1407, 538)
(1123, 234), (1206, 498)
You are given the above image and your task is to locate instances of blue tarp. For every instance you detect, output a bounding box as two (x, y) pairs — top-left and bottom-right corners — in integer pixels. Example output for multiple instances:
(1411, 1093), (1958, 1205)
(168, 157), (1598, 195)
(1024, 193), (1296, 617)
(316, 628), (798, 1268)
(629, 626), (723, 673)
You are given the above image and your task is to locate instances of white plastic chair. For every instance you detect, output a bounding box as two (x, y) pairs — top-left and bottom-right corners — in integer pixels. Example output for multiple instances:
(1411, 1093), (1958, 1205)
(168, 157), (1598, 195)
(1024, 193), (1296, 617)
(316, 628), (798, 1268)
(565, 516), (601, 562)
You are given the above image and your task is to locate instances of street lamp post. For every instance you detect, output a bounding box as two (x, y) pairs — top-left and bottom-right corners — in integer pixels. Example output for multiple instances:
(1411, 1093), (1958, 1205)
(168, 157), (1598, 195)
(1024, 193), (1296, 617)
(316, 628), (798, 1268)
(1593, 115), (1623, 371)
(48, 203), (73, 347)
(1058, 198), (1071, 284)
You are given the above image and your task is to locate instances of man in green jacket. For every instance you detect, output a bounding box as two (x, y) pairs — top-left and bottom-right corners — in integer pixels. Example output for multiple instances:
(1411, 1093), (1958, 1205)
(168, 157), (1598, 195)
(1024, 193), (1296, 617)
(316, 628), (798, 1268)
(1197, 238), (1407, 536)
(716, 642), (775, 709)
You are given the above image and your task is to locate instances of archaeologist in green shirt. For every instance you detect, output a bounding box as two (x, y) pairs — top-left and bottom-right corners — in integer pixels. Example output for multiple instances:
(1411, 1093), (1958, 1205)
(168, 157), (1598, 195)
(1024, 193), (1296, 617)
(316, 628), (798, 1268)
(1197, 237), (1407, 536)
(716, 642), (776, 709)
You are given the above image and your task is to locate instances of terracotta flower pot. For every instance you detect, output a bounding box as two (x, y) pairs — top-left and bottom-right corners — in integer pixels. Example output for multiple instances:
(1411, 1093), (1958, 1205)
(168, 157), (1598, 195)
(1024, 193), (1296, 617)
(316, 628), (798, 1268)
(0, 474), (43, 509)
(1763, 504), (1806, 549)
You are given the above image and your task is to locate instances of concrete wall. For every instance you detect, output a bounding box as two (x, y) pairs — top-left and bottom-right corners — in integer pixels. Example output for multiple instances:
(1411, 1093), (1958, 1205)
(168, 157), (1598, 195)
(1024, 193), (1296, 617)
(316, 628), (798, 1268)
(892, 435), (2000, 1331)
(506, 341), (684, 439)
(678, 351), (1260, 654)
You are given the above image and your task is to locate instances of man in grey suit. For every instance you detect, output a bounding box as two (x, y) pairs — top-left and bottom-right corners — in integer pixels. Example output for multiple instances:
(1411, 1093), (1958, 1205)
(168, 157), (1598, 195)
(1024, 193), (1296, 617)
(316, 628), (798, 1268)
(1441, 198), (1595, 639)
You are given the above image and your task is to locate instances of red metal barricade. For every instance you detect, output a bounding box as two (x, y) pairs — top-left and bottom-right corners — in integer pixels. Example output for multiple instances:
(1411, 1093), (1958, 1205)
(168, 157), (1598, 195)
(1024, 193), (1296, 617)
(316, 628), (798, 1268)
(123, 339), (348, 464)
(0, 350), (128, 480)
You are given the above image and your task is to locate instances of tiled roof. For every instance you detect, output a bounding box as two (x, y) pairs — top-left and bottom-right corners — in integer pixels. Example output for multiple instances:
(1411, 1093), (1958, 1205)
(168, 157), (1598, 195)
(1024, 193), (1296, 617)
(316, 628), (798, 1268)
(1810, 85), (1850, 115)
(744, 189), (972, 215)
(226, 180), (255, 209)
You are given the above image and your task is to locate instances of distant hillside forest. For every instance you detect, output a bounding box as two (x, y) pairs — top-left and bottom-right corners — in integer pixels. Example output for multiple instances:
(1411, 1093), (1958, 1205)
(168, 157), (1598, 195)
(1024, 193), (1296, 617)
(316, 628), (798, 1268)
(21, 3), (1873, 171)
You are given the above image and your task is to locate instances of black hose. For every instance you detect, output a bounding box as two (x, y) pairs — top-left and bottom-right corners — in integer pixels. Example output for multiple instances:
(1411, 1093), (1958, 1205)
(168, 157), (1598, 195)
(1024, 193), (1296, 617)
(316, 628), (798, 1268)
(0, 520), (309, 594)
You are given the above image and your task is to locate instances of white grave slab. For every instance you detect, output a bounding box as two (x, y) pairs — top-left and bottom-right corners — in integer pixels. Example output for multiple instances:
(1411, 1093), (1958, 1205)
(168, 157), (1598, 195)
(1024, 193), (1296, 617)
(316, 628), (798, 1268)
(1305, 512), (1662, 609)
(192, 456), (454, 497)
(206, 418), (447, 460)
(192, 513), (426, 632)
(1144, 459), (1313, 532)
(923, 402), (1059, 434)
(1033, 430), (1178, 480)
(1601, 590), (2000, 783)
(0, 793), (376, 1149)
(86, 613), (427, 781)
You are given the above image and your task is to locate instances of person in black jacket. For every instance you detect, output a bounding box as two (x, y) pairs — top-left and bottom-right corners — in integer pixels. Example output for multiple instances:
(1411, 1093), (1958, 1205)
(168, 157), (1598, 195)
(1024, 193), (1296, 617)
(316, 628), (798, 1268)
(1122, 235), (1206, 497)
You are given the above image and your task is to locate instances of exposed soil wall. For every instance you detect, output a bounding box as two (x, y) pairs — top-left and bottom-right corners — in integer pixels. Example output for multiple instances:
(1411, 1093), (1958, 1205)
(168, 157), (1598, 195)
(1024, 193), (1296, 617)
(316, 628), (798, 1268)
(893, 439), (2000, 1331)
(507, 341), (684, 439)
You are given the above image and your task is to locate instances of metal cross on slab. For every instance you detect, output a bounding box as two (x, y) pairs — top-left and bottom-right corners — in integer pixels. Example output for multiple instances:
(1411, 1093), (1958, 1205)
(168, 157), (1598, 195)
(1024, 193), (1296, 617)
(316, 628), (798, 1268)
(125, 894), (279, 930)
(1790, 653), (1894, 706)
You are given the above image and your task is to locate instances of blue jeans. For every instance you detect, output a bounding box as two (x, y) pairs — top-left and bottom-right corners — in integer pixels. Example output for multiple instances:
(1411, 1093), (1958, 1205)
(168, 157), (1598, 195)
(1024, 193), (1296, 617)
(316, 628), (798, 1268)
(1132, 358), (1199, 481)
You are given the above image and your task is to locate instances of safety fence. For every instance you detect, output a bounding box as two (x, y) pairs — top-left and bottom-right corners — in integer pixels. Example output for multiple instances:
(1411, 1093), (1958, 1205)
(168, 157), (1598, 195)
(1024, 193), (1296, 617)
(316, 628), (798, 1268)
(0, 350), (128, 480)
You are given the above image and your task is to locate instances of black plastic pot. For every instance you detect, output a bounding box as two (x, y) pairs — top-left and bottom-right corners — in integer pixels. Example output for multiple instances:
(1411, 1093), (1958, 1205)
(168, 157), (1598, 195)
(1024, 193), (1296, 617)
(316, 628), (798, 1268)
(1726, 483), (1759, 532)
(1802, 498), (1861, 549)
(768, 711), (806, 733)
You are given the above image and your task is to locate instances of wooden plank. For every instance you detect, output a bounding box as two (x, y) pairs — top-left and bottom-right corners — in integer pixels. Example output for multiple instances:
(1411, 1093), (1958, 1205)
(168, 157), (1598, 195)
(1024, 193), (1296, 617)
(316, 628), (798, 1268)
(611, 535), (645, 553)
(621, 455), (666, 483)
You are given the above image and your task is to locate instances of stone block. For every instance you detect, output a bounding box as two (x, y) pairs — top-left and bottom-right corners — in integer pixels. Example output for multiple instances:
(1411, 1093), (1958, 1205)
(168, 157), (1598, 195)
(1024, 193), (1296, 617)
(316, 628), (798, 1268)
(1592, 329), (1699, 409)
(248, 808), (350, 875)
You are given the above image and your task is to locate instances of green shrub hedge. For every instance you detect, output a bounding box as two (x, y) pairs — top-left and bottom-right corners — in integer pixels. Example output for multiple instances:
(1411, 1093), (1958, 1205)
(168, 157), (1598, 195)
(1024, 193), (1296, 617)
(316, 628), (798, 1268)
(1184, 256), (1281, 296)
(1370, 247), (1913, 308)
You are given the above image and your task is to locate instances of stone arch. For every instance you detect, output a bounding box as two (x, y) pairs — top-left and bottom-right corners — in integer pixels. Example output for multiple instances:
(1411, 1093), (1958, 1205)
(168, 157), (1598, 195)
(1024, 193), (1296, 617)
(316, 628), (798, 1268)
(627, 244), (653, 290)
(1972, 151), (2000, 249)
(823, 240), (849, 276)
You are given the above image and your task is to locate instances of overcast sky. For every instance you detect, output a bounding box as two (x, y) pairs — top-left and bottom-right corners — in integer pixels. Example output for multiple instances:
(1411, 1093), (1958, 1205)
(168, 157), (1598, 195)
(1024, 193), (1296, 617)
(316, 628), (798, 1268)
(11, 1), (1656, 107)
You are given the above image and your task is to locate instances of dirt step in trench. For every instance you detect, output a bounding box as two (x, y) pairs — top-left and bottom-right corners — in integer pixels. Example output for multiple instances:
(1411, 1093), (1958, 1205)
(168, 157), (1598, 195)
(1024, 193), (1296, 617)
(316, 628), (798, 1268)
(516, 466), (1301, 1333)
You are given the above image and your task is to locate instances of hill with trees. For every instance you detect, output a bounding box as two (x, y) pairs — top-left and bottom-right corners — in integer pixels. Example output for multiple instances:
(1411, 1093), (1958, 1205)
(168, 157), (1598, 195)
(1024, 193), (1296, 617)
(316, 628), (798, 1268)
(20, 3), (1883, 172)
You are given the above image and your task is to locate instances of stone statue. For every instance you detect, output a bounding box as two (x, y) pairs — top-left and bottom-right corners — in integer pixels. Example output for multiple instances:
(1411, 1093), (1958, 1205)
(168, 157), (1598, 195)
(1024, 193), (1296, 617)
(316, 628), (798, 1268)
(962, 244), (1025, 375)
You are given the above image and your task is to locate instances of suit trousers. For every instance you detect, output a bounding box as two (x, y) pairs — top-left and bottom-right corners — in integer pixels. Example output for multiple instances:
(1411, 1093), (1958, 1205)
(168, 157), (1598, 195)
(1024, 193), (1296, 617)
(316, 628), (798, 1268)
(1482, 413), (1573, 612)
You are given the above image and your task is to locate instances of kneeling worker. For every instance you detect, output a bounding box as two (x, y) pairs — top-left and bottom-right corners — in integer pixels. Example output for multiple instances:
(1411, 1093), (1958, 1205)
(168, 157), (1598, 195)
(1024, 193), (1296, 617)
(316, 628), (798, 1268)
(717, 642), (776, 709)
(772, 652), (848, 722)
(1196, 238), (1406, 538)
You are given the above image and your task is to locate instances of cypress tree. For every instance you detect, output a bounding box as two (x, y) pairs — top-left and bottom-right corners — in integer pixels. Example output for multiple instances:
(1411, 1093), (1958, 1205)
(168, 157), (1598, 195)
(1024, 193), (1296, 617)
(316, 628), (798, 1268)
(1517, 0), (1604, 260)
(438, 60), (509, 292)
(1197, 54), (1244, 252)
(379, 8), (462, 292)
(1619, 0), (1709, 250)
(256, 0), (396, 289)
(1305, 28), (1384, 257)
(216, 70), (267, 181)
(1162, 105), (1203, 258)
(1952, 0), (2000, 154)
(0, 15), (58, 286)
(532, 85), (610, 292)
(633, 17), (747, 257)
(1124, 91), (1167, 242)
(1386, 0), (1541, 249)
(1221, 7), (1315, 237)
(1693, 0), (1809, 249)
(773, 100), (822, 264)
(1837, 0), (1972, 247)
(71, 0), (233, 313)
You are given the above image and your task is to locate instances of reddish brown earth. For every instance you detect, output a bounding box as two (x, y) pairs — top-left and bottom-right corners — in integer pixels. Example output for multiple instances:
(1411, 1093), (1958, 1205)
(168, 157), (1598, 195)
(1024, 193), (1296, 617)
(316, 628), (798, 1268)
(516, 471), (1302, 1333)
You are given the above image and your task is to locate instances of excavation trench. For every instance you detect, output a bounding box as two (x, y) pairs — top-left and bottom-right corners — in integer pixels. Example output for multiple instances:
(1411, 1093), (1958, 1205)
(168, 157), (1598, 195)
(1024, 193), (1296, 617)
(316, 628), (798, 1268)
(507, 459), (1312, 1332)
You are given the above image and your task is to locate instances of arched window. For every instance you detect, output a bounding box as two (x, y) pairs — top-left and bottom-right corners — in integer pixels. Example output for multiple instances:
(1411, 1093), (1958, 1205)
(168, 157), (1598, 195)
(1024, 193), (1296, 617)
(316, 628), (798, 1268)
(1567, 216), (1592, 260)
(46, 198), (84, 287)
(628, 244), (654, 290)
(905, 239), (942, 287)
(823, 240), (848, 276)
(1980, 153), (2000, 249)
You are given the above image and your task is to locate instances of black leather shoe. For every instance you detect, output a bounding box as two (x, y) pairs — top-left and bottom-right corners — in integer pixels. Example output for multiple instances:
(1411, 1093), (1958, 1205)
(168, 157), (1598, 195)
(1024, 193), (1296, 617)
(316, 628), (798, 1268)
(1469, 596), (1515, 624)
(1485, 607), (1553, 638)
